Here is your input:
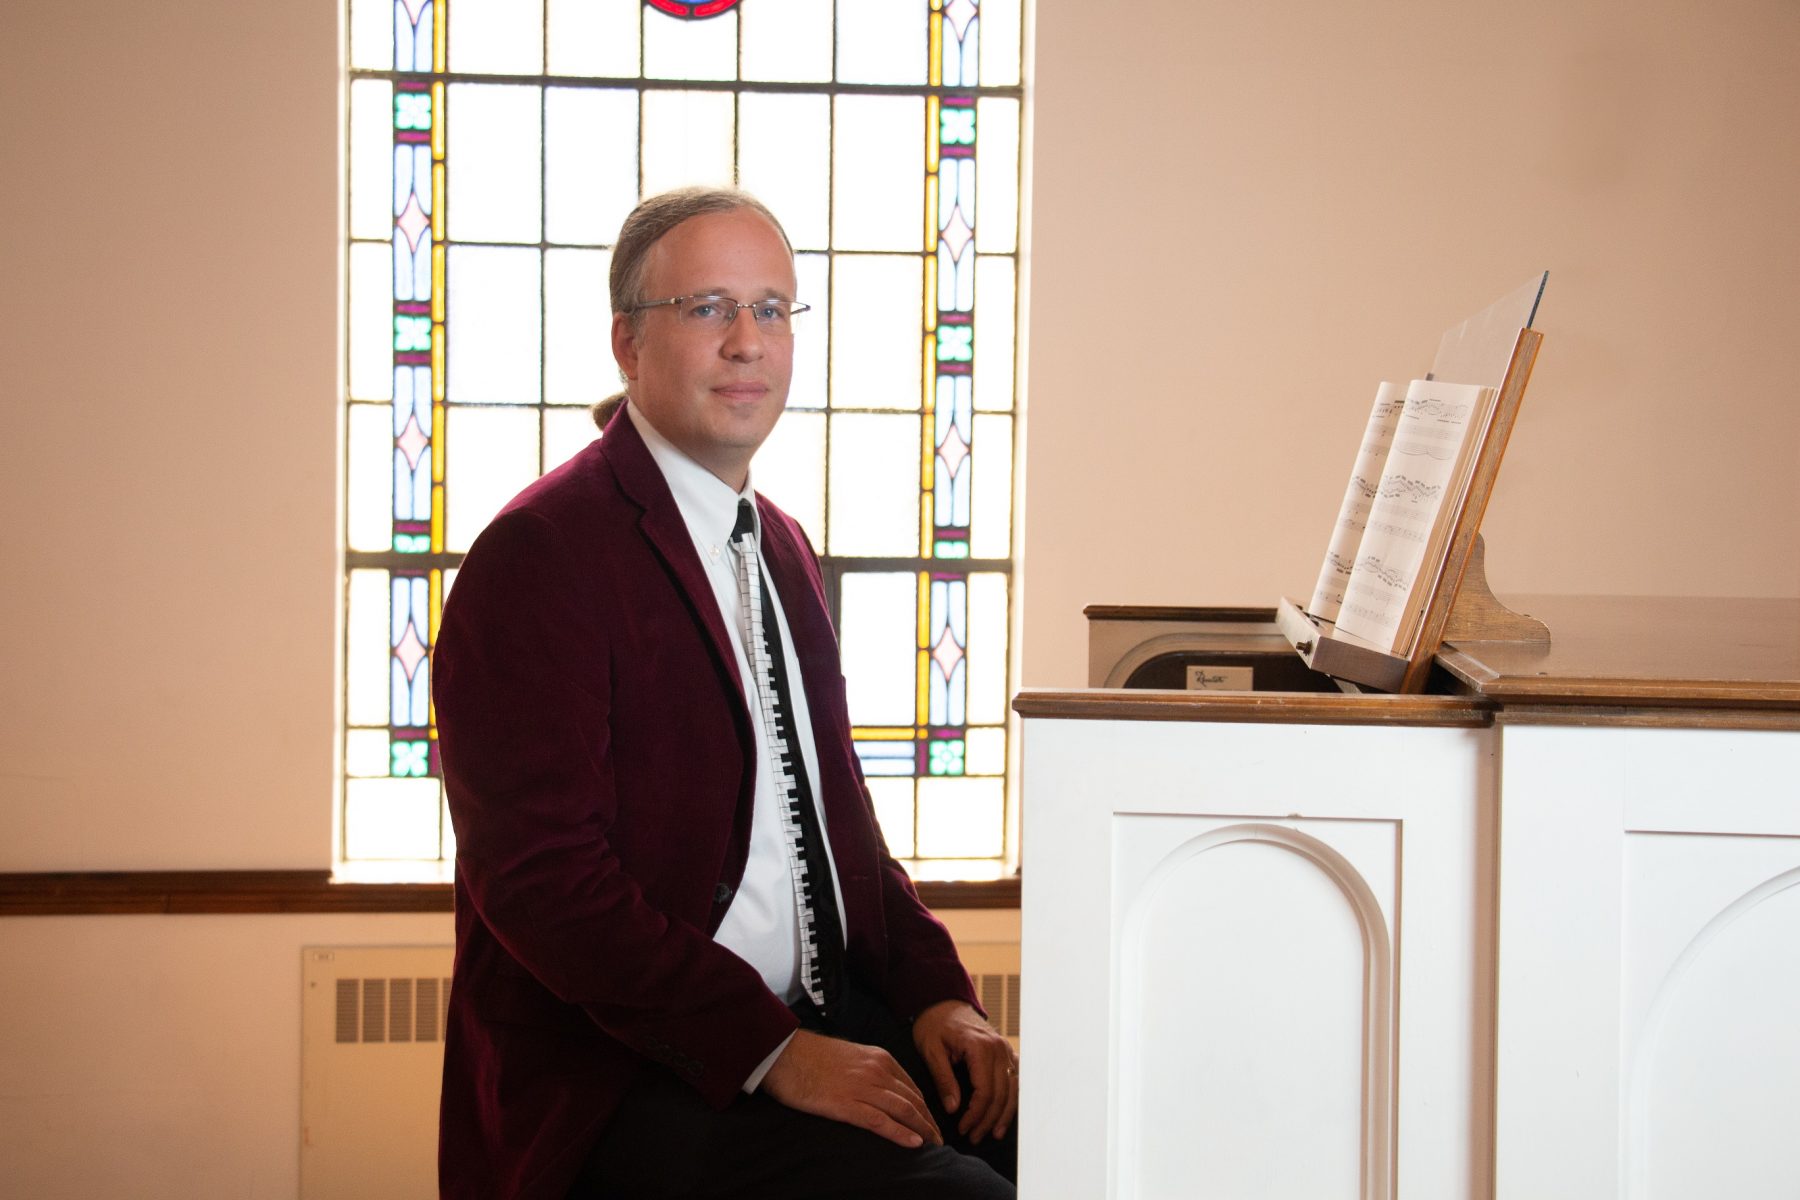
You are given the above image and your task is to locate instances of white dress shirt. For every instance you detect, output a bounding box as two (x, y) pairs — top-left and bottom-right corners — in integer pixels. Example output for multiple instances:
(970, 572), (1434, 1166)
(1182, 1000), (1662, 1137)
(626, 403), (847, 1089)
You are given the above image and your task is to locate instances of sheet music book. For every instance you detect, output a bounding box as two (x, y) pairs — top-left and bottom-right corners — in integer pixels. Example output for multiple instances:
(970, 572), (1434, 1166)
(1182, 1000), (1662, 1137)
(1331, 378), (1498, 654)
(1308, 382), (1407, 623)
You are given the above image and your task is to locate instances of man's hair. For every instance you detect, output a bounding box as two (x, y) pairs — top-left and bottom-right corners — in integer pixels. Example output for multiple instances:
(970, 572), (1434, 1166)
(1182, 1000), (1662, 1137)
(609, 187), (793, 327)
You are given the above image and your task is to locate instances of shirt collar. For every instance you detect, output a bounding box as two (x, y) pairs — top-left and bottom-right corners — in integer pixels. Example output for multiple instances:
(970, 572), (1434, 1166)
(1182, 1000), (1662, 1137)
(625, 401), (757, 548)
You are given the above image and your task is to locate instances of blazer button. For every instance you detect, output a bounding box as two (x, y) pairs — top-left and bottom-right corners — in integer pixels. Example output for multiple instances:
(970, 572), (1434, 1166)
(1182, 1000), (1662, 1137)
(713, 882), (734, 905)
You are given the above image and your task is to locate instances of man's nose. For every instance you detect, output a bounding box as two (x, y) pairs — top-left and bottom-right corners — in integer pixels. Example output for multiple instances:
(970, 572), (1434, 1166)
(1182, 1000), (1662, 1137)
(719, 307), (766, 359)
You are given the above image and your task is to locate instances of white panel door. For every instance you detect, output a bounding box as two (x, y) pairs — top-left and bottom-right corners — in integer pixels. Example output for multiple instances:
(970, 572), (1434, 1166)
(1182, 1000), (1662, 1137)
(1494, 724), (1800, 1200)
(1023, 717), (1495, 1200)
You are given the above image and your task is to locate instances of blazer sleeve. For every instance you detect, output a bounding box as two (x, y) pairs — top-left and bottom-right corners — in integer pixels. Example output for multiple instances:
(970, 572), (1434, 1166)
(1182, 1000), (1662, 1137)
(434, 507), (798, 1107)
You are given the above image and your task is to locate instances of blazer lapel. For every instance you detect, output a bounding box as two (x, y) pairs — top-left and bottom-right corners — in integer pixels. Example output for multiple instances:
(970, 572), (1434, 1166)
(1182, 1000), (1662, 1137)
(598, 409), (749, 706)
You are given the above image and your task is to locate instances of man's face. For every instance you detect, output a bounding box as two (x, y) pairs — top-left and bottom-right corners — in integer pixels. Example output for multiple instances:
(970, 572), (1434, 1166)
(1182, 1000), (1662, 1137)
(611, 208), (797, 490)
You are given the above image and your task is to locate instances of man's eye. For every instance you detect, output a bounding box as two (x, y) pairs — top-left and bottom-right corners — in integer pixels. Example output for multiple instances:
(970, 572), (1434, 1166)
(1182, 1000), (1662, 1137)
(753, 302), (786, 324)
(685, 299), (723, 321)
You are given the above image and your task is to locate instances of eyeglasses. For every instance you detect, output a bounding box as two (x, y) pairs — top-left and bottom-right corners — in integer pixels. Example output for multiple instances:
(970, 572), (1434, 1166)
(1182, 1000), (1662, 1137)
(631, 294), (811, 334)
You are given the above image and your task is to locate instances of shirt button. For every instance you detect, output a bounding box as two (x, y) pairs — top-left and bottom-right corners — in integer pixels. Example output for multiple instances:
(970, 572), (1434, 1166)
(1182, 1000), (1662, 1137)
(713, 882), (734, 905)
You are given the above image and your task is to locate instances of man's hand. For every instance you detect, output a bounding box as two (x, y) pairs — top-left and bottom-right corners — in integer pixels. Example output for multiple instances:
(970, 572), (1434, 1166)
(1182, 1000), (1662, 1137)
(761, 1029), (944, 1150)
(911, 999), (1018, 1144)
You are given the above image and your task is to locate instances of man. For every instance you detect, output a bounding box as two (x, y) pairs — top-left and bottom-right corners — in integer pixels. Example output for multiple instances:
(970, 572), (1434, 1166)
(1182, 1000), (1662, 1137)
(434, 187), (1018, 1199)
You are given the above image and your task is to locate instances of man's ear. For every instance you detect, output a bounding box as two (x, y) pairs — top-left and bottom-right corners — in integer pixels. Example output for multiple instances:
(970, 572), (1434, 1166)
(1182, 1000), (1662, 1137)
(611, 311), (640, 381)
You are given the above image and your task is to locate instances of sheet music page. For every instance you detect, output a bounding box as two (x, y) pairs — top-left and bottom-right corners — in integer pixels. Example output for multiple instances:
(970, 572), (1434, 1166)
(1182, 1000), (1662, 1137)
(1308, 381), (1406, 623)
(1334, 378), (1495, 653)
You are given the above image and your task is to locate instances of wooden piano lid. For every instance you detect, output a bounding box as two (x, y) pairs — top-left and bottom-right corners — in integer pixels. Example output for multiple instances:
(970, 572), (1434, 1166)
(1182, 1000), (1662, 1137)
(1434, 595), (1800, 711)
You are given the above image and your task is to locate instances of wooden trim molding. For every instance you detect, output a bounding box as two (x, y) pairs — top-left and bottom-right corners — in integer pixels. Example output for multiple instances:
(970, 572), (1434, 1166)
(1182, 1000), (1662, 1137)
(0, 870), (1019, 918)
(1013, 688), (1494, 728)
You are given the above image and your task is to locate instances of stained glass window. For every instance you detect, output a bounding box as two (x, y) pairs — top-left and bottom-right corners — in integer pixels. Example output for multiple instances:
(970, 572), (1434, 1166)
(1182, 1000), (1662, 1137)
(342, 0), (1024, 882)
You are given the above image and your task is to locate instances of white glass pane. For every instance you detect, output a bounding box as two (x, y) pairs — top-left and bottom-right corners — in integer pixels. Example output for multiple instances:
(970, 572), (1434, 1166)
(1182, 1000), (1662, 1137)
(544, 248), (613, 406)
(544, 406), (600, 472)
(349, 241), (394, 401)
(831, 255), (922, 412)
(641, 90), (736, 196)
(964, 726), (1004, 776)
(738, 93), (830, 252)
(836, 0), (927, 85)
(643, 6), (736, 80)
(345, 777), (443, 859)
(827, 413), (920, 557)
(839, 572), (917, 725)
(965, 571), (1008, 724)
(447, 84), (543, 244)
(350, 80), (394, 241)
(546, 88), (639, 247)
(973, 255), (1015, 412)
(741, 0), (832, 82)
(978, 0), (1022, 86)
(833, 96), (924, 251)
(969, 413), (1012, 559)
(916, 776), (1004, 858)
(974, 98), (1020, 254)
(445, 406), (541, 552)
(348, 0), (394, 70)
(868, 777), (916, 857)
(347, 569), (391, 727)
(348, 403), (395, 553)
(345, 728), (392, 777)
(449, 0), (545, 74)
(752, 409), (825, 550)
(790, 253), (829, 410)
(548, 0), (641, 77)
(448, 246), (541, 404)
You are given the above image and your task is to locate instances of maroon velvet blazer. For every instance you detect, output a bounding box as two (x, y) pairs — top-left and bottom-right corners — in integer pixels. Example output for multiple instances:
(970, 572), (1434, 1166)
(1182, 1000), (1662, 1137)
(432, 409), (977, 1200)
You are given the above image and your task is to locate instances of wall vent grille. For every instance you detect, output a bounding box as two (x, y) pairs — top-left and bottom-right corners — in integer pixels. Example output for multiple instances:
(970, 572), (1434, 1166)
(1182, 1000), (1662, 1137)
(974, 972), (1022, 1038)
(332, 975), (452, 1044)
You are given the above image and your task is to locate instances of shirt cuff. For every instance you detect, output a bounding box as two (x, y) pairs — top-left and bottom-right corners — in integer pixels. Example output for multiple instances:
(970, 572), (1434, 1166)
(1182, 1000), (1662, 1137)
(742, 1030), (796, 1094)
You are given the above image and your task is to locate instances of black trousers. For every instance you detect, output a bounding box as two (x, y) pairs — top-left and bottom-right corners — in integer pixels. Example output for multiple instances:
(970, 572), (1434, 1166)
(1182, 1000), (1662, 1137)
(573, 981), (1016, 1200)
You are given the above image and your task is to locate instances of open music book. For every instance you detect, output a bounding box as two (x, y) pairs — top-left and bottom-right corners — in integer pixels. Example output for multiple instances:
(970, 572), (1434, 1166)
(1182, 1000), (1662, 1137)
(1310, 377), (1499, 655)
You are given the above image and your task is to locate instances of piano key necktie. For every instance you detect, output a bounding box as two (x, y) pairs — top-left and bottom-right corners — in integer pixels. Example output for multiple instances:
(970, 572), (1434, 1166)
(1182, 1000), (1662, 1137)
(730, 499), (846, 1017)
